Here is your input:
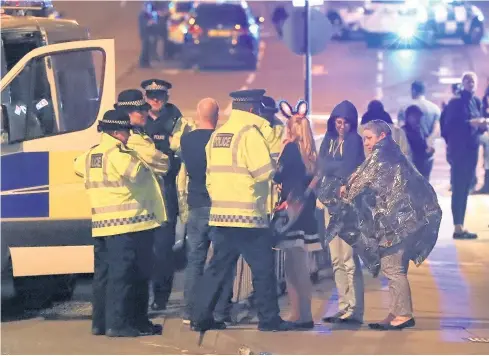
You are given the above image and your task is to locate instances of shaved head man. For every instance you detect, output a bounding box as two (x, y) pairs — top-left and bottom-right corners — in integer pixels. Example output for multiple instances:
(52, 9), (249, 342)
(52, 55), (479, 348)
(196, 98), (219, 129)
(180, 97), (231, 324)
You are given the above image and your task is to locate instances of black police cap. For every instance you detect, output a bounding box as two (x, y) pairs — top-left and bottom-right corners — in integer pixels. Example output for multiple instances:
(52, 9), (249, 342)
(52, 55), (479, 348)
(230, 89), (266, 103)
(114, 89), (151, 111)
(97, 109), (132, 132)
(141, 79), (172, 92)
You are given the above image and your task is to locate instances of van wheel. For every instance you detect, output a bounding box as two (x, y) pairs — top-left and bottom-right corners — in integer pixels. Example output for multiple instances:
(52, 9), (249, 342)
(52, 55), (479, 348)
(14, 276), (55, 309)
(51, 275), (77, 302)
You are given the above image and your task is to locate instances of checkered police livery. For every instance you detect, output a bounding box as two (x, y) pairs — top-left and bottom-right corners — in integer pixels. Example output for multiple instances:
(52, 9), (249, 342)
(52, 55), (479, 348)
(428, 1), (484, 42)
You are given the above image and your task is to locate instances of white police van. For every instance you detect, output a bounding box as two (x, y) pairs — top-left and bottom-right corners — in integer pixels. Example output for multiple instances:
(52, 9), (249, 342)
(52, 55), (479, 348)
(362, 0), (485, 47)
(1, 15), (115, 307)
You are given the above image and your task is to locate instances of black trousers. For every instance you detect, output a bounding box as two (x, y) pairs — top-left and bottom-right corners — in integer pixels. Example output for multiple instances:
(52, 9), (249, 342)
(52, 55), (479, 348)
(451, 150), (478, 226)
(413, 157), (434, 180)
(152, 219), (177, 304)
(92, 229), (155, 331)
(139, 35), (151, 67)
(191, 227), (281, 327)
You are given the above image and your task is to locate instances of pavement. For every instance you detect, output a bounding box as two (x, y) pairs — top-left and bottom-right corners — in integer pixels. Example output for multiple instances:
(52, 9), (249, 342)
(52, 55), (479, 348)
(1, 1), (489, 354)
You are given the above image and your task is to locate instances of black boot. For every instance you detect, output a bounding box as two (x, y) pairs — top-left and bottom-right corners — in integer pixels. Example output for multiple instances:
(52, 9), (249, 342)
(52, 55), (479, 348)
(473, 170), (489, 194)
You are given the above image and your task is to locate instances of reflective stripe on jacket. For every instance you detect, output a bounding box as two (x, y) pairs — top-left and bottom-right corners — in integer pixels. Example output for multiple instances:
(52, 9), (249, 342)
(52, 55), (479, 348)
(127, 129), (170, 176)
(74, 133), (166, 237)
(170, 116), (197, 156)
(206, 110), (275, 228)
(267, 120), (285, 213)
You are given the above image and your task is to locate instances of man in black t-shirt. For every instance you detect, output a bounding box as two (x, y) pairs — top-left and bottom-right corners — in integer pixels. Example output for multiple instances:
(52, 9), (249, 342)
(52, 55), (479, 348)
(180, 98), (233, 324)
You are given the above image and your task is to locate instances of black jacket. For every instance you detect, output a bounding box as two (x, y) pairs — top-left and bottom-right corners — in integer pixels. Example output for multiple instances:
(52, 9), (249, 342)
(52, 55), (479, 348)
(441, 90), (485, 159)
(318, 100), (365, 181)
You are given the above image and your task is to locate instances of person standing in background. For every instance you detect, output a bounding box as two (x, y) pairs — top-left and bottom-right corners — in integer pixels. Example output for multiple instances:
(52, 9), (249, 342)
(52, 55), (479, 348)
(361, 100), (411, 158)
(441, 72), (487, 239)
(474, 80), (489, 194)
(139, 3), (156, 68)
(398, 81), (441, 155)
(318, 100), (365, 324)
(402, 105), (435, 180)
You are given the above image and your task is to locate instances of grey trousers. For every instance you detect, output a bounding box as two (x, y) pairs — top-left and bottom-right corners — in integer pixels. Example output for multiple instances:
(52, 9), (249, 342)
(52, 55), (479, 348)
(325, 210), (365, 320)
(380, 244), (413, 317)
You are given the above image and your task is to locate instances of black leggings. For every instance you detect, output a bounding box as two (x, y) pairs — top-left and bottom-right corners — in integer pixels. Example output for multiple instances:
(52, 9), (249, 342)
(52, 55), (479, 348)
(451, 151), (478, 226)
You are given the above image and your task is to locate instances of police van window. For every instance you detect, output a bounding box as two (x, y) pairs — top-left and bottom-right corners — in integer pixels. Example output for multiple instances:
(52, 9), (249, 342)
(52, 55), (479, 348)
(1, 33), (40, 76)
(52, 50), (103, 133)
(1, 48), (104, 144)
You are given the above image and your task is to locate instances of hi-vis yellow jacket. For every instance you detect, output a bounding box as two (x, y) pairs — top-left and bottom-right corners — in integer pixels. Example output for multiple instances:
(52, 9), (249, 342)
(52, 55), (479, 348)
(127, 128), (170, 176)
(266, 118), (285, 213)
(74, 133), (166, 237)
(170, 116), (197, 156)
(206, 110), (275, 228)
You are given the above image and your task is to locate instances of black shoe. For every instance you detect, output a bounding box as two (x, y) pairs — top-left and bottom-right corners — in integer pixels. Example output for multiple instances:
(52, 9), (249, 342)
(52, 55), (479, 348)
(258, 320), (296, 332)
(293, 321), (315, 330)
(138, 322), (163, 336)
(453, 231), (478, 240)
(337, 317), (363, 324)
(106, 327), (141, 337)
(322, 312), (345, 323)
(190, 319), (227, 332)
(369, 318), (415, 330)
(150, 301), (167, 311)
(91, 327), (105, 336)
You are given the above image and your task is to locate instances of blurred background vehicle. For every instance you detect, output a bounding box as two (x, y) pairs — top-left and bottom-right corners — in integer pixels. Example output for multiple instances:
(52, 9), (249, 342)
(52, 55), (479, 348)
(362, 0), (485, 48)
(0, 0), (62, 18)
(180, 0), (264, 70)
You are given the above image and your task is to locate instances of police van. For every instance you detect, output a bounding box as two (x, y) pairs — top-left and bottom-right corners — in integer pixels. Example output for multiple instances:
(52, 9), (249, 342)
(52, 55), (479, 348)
(362, 0), (485, 47)
(0, 0), (62, 18)
(1, 15), (115, 306)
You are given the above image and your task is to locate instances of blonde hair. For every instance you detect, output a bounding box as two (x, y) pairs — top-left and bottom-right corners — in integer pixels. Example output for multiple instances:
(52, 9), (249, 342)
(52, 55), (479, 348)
(285, 114), (317, 175)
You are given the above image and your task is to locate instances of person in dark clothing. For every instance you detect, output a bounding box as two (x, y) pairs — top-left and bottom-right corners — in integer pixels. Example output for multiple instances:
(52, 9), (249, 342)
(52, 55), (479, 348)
(180, 98), (233, 324)
(474, 81), (489, 194)
(272, 6), (288, 38)
(273, 99), (320, 329)
(402, 105), (435, 180)
(139, 4), (156, 68)
(318, 100), (365, 324)
(361, 100), (393, 125)
(141, 79), (184, 311)
(441, 72), (487, 240)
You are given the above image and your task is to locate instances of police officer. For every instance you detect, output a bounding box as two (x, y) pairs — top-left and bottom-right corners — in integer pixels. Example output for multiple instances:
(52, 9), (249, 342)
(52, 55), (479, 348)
(190, 89), (295, 332)
(141, 79), (194, 310)
(74, 110), (165, 337)
(240, 95), (284, 314)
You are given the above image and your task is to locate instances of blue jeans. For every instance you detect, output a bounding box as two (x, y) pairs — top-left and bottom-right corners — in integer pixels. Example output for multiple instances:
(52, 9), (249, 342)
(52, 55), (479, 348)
(183, 207), (233, 320)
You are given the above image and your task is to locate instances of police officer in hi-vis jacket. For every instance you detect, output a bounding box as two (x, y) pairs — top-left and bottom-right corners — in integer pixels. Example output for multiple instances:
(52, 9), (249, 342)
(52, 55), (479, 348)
(74, 109), (165, 337)
(190, 89), (295, 333)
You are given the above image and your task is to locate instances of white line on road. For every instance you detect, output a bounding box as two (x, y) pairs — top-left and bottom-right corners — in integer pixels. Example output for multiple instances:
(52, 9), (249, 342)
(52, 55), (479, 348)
(376, 73), (383, 85)
(376, 87), (383, 100)
(160, 69), (181, 75)
(246, 73), (256, 85)
(377, 62), (384, 71)
(377, 51), (383, 61)
(439, 77), (463, 84)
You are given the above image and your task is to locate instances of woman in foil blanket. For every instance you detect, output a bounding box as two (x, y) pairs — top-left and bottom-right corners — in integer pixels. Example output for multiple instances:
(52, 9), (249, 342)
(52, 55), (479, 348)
(272, 99), (321, 330)
(316, 120), (442, 331)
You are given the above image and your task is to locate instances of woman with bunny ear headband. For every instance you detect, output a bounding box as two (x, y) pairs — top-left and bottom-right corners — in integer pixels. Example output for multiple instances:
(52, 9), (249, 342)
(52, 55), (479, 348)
(272, 99), (321, 329)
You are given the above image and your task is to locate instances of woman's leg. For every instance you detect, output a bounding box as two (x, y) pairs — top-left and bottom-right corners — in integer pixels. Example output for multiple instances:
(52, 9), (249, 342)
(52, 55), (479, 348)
(285, 246), (313, 323)
(380, 246), (413, 324)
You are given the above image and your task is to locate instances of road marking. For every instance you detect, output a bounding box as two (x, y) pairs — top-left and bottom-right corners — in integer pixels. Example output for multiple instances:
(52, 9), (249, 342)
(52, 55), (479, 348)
(376, 87), (383, 100)
(376, 73), (383, 85)
(439, 77), (463, 84)
(481, 42), (488, 55)
(160, 69), (181, 75)
(377, 62), (383, 71)
(312, 65), (327, 76)
(377, 51), (383, 61)
(245, 73), (256, 85)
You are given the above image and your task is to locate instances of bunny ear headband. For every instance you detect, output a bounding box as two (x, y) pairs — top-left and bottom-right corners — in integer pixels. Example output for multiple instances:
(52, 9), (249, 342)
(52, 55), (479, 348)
(279, 99), (309, 119)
